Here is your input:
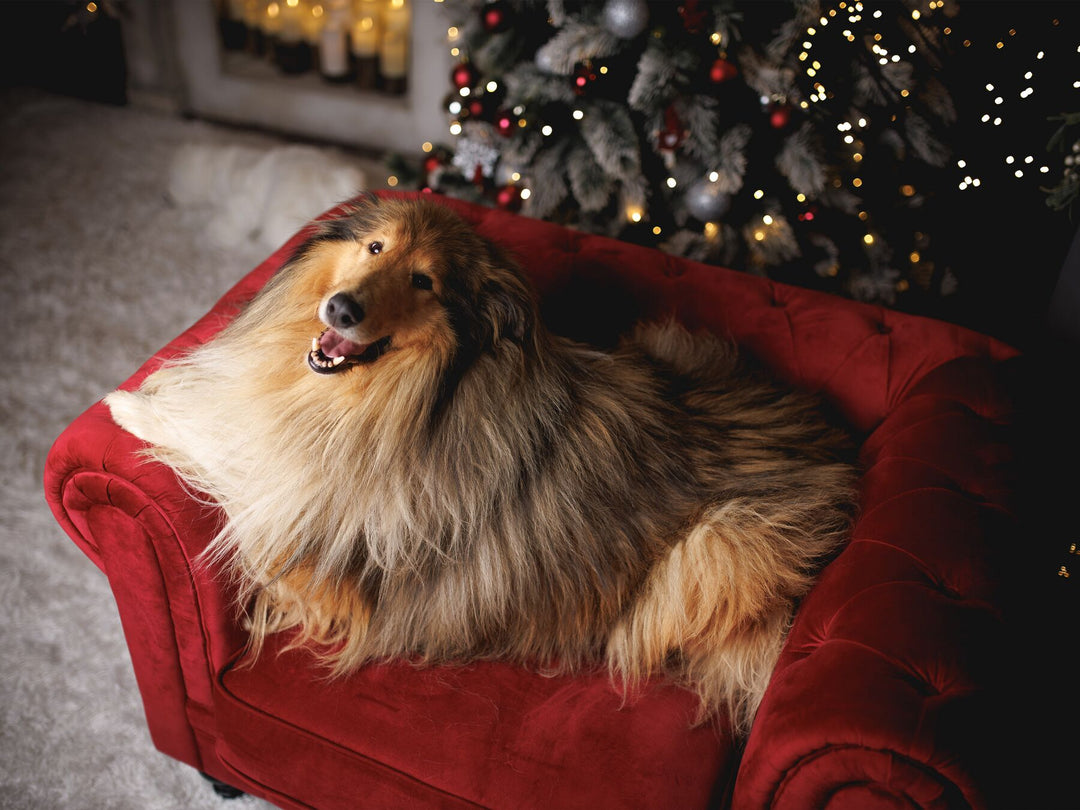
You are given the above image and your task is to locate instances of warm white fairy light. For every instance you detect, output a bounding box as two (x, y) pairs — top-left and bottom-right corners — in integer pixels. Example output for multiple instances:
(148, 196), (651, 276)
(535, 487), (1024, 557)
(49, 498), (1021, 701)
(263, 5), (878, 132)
(666, 177), (677, 188)
(541, 124), (553, 136)
(572, 109), (584, 120)
(520, 188), (531, 200)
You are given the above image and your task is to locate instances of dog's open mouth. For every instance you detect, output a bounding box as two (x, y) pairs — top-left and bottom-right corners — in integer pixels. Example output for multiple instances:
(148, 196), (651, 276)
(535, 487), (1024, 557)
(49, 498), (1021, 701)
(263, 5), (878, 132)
(307, 329), (392, 374)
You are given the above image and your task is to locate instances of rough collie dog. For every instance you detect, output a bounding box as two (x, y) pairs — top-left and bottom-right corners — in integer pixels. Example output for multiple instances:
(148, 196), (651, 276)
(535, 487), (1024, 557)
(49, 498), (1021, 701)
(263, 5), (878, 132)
(106, 194), (856, 734)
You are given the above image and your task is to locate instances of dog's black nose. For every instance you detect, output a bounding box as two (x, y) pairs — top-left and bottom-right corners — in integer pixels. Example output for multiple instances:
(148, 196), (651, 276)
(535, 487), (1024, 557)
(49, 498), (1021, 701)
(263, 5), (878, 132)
(325, 292), (365, 329)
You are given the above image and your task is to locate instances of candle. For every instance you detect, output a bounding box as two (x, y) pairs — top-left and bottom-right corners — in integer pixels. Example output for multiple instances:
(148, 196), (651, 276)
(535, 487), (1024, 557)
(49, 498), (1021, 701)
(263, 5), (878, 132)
(320, 21), (350, 80)
(379, 24), (407, 93)
(350, 13), (379, 57)
(279, 0), (304, 42)
(383, 0), (408, 31)
(380, 26), (407, 78)
(302, 2), (324, 45)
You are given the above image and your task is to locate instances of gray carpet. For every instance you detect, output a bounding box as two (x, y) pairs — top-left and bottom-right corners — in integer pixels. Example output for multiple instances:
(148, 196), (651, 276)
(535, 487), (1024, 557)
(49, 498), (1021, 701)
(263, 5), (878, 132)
(0, 88), (378, 810)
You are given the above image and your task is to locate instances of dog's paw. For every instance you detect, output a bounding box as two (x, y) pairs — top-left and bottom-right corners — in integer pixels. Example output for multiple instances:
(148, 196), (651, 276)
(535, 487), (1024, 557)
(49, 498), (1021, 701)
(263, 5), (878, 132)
(103, 389), (160, 445)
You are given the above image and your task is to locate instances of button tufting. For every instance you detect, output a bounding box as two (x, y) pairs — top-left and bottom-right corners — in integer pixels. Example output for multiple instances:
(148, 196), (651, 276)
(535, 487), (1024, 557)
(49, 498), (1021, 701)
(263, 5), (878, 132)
(662, 255), (685, 278)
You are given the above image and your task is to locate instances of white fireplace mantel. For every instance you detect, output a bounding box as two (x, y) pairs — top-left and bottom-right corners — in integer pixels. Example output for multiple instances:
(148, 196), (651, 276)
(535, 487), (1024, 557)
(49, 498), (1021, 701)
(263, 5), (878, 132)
(163, 1), (452, 154)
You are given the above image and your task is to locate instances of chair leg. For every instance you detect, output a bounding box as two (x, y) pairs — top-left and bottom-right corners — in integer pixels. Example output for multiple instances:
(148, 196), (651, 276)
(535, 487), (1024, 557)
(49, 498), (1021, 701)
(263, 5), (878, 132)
(201, 772), (246, 799)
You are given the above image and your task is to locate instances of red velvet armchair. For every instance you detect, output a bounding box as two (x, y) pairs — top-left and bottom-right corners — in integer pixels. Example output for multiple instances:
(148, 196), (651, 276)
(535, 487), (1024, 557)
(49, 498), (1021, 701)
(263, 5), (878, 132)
(45, 191), (1023, 809)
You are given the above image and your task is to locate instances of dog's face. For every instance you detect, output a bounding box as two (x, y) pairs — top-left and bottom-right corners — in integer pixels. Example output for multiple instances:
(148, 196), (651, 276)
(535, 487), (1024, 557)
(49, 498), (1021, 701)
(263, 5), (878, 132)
(297, 196), (534, 376)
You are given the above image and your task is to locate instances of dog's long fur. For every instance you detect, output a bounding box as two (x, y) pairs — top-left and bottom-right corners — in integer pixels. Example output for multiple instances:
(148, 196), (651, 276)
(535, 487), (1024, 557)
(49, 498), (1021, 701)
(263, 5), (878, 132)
(106, 195), (857, 734)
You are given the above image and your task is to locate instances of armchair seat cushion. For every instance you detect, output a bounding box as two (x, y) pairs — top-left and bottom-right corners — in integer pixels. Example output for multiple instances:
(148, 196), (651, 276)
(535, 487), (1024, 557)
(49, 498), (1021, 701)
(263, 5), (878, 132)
(216, 636), (729, 809)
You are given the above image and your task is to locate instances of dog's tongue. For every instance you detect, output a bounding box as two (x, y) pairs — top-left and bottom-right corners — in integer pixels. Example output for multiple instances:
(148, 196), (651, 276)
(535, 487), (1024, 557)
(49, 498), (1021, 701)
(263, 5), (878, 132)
(319, 329), (367, 359)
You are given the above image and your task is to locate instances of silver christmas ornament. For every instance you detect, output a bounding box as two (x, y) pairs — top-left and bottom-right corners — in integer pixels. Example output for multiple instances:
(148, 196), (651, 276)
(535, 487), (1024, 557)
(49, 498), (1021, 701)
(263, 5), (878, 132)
(685, 180), (732, 221)
(602, 0), (649, 39)
(535, 46), (557, 74)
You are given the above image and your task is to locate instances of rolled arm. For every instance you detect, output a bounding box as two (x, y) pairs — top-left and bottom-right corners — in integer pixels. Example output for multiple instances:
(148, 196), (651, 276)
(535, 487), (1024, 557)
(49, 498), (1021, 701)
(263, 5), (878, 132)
(45, 400), (243, 772)
(734, 356), (1018, 809)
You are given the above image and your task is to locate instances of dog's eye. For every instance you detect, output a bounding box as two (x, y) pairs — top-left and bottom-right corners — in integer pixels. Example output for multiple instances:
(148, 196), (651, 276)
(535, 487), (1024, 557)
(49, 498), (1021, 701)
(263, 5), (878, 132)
(367, 241), (383, 255)
(411, 273), (434, 291)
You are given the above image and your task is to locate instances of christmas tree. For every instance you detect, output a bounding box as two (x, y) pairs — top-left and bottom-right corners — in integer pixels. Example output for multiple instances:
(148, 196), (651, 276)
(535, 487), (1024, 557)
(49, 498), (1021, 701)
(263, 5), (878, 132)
(397, 0), (1078, 328)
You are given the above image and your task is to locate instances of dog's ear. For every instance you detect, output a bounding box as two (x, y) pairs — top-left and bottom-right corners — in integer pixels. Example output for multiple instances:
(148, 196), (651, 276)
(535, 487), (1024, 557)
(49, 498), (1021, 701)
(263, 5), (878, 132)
(476, 242), (535, 349)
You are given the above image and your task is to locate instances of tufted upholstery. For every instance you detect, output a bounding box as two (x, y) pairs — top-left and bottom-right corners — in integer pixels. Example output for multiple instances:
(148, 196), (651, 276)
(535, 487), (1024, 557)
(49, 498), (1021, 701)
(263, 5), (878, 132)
(45, 191), (1020, 808)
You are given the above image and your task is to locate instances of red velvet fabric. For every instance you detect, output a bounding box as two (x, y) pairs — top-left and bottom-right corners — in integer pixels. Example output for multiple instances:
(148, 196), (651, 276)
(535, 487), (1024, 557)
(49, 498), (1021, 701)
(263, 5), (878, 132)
(44, 191), (1019, 809)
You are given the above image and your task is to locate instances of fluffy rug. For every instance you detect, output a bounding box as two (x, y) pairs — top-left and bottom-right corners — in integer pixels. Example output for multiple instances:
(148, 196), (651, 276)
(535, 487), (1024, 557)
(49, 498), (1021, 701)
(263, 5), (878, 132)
(0, 88), (377, 809)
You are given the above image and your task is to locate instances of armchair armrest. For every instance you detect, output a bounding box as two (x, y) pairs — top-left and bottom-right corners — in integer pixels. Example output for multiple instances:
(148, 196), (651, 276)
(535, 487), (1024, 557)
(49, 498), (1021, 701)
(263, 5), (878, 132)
(734, 356), (1018, 809)
(40, 233), (307, 775)
(45, 400), (243, 772)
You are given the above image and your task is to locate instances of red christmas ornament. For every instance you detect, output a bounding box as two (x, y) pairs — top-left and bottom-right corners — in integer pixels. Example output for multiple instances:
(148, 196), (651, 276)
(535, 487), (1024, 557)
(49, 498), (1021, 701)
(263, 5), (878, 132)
(658, 105), (687, 152)
(572, 61), (597, 95)
(678, 0), (706, 33)
(468, 99), (485, 118)
(495, 110), (515, 137)
(423, 155), (442, 174)
(482, 1), (511, 33)
(495, 184), (523, 212)
(451, 62), (478, 90)
(709, 57), (738, 83)
(769, 104), (792, 129)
